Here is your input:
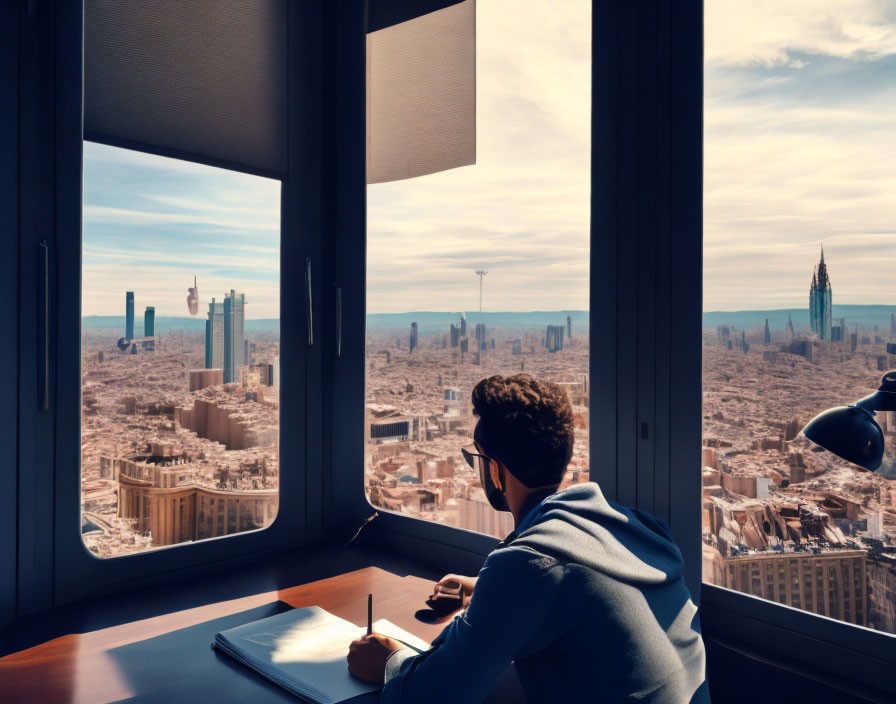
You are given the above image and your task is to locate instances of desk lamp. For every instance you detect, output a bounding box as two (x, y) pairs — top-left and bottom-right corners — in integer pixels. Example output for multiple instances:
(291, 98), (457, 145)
(800, 372), (896, 473)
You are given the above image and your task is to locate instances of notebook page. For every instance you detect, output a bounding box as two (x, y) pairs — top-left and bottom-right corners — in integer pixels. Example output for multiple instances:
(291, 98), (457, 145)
(215, 606), (431, 703)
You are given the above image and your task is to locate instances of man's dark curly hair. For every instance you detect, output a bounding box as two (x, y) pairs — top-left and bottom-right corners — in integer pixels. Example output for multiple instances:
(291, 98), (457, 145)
(471, 374), (574, 488)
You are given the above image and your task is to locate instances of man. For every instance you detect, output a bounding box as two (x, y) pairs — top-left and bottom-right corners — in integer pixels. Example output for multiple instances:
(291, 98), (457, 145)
(348, 374), (708, 703)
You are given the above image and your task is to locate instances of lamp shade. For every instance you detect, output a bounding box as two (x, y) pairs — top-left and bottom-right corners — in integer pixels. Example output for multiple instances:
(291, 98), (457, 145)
(801, 405), (884, 472)
(855, 371), (896, 412)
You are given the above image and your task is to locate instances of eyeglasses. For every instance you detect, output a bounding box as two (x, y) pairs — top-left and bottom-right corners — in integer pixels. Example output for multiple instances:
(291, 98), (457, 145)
(461, 446), (493, 473)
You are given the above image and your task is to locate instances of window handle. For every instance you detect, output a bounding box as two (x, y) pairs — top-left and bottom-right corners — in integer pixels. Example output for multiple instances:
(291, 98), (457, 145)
(38, 240), (50, 412)
(335, 285), (343, 357)
(305, 257), (314, 346)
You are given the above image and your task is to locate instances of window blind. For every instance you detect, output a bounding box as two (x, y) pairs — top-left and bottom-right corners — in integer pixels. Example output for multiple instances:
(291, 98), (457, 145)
(84, 0), (476, 183)
(84, 0), (289, 178)
(367, 0), (476, 184)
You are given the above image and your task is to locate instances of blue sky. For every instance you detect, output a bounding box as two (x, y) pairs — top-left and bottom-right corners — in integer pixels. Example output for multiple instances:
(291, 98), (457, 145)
(83, 0), (591, 317)
(83, 143), (280, 318)
(83, 1), (895, 317)
(704, 0), (896, 310)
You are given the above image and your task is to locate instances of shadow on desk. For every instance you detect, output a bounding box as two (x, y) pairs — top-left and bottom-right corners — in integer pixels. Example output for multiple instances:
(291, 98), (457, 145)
(1, 552), (525, 704)
(105, 602), (523, 704)
(109, 601), (299, 704)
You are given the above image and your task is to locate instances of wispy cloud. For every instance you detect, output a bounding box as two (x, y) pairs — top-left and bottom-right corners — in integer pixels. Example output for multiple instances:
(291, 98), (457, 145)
(704, 0), (896, 310)
(83, 144), (280, 317)
(366, 0), (591, 313)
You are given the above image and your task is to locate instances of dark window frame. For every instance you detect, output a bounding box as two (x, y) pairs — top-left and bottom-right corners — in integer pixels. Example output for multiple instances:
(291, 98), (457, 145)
(12, 0), (324, 612)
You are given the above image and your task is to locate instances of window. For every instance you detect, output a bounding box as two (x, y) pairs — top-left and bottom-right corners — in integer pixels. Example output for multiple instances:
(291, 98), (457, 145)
(81, 143), (281, 557)
(703, 0), (896, 635)
(365, 0), (591, 538)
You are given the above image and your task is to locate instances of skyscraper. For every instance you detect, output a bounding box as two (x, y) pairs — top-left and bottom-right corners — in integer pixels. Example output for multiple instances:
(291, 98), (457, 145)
(763, 318), (771, 345)
(205, 298), (224, 370)
(125, 291), (134, 340)
(545, 325), (564, 352)
(223, 290), (246, 384)
(785, 314), (794, 341)
(143, 306), (155, 350)
(409, 322), (418, 353)
(459, 312), (466, 337)
(475, 323), (487, 350)
(809, 246), (833, 341)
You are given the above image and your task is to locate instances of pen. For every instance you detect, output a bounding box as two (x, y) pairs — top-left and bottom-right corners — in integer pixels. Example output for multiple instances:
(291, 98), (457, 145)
(367, 593), (373, 635)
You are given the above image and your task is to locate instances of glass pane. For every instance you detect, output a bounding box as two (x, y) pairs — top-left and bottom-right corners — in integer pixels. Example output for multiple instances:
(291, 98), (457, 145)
(365, 1), (591, 538)
(81, 143), (281, 557)
(703, 1), (896, 634)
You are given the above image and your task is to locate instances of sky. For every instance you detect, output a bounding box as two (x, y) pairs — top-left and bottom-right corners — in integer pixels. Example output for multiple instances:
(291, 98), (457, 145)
(82, 0), (591, 317)
(704, 0), (896, 311)
(366, 0), (591, 313)
(83, 143), (280, 318)
(83, 0), (895, 318)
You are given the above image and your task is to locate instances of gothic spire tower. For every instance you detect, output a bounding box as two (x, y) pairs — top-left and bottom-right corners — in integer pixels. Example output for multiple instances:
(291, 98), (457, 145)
(809, 246), (833, 340)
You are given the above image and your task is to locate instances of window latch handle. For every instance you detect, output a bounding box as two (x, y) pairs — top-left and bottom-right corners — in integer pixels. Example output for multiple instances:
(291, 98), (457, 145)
(335, 285), (343, 357)
(38, 240), (50, 412)
(305, 257), (314, 346)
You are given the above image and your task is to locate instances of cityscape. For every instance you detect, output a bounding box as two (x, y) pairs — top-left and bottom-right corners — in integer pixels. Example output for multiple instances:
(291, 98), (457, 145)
(703, 248), (896, 634)
(364, 311), (589, 539)
(81, 280), (280, 557)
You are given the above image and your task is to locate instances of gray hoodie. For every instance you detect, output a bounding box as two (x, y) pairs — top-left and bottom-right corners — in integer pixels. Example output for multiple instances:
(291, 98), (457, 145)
(382, 482), (709, 703)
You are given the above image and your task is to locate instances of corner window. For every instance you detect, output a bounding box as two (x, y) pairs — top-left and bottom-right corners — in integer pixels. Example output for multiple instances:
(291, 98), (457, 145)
(81, 143), (281, 557)
(703, 0), (896, 634)
(365, 1), (591, 537)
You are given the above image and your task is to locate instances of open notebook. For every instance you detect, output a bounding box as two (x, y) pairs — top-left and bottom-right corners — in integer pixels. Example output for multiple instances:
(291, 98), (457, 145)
(213, 606), (431, 704)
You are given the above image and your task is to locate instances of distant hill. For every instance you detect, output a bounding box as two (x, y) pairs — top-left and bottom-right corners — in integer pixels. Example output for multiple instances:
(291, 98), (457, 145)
(703, 305), (896, 332)
(82, 311), (589, 337)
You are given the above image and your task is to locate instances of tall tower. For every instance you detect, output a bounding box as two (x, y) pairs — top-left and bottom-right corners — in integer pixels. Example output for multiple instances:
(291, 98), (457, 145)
(809, 269), (817, 333)
(144, 306), (155, 350)
(409, 322), (418, 353)
(763, 318), (771, 345)
(810, 246), (833, 341)
(475, 270), (488, 312)
(223, 290), (246, 384)
(125, 291), (135, 340)
(205, 298), (224, 369)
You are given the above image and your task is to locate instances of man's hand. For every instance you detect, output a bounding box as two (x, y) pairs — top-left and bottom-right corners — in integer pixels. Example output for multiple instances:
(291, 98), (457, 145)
(434, 574), (476, 599)
(347, 633), (405, 684)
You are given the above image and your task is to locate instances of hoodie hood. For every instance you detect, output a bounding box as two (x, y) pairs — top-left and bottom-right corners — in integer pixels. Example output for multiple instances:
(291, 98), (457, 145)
(506, 482), (684, 586)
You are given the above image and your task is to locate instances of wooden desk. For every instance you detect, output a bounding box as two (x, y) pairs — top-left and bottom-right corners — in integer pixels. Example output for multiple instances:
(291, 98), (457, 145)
(0, 567), (458, 704)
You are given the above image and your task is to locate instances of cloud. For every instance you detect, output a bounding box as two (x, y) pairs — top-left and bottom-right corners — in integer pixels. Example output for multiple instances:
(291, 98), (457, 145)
(706, 0), (896, 67)
(82, 143), (280, 317)
(704, 1), (896, 311)
(367, 0), (591, 313)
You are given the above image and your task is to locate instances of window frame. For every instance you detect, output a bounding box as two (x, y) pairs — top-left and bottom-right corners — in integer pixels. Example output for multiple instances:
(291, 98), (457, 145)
(324, 0), (703, 580)
(694, 0), (896, 693)
(11, 0), (325, 611)
(9, 0), (895, 692)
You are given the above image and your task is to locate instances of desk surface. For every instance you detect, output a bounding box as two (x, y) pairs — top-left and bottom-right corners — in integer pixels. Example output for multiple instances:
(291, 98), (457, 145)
(0, 567), (458, 704)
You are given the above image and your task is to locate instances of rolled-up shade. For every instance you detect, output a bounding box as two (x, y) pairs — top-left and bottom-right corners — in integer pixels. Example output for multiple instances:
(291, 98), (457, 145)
(367, 0), (476, 184)
(84, 0), (475, 183)
(84, 0), (288, 179)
